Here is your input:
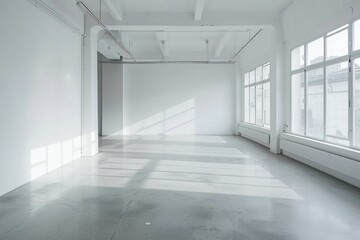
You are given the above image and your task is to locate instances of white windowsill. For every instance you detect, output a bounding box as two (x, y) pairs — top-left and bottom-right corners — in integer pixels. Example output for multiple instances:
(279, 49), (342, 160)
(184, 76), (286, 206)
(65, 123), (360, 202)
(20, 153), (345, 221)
(238, 122), (270, 135)
(281, 133), (360, 162)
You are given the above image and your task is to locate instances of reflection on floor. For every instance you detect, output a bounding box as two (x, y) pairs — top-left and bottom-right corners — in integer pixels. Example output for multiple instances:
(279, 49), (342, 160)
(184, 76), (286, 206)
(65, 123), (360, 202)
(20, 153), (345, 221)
(1, 135), (360, 240)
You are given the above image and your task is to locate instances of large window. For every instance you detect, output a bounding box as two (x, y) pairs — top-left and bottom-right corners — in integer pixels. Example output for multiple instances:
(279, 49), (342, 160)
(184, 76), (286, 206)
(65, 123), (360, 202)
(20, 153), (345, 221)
(243, 63), (270, 128)
(291, 72), (305, 135)
(326, 62), (349, 144)
(306, 68), (324, 139)
(290, 20), (360, 150)
(354, 20), (360, 51)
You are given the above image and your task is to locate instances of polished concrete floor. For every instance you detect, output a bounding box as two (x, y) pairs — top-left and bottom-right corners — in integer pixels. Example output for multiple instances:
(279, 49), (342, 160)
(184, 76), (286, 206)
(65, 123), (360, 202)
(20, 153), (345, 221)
(0, 135), (360, 240)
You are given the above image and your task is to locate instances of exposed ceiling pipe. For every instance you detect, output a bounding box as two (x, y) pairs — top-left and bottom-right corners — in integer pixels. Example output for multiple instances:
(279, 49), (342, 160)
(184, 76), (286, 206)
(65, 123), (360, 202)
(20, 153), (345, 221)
(231, 29), (262, 60)
(28, 0), (82, 35)
(76, 0), (135, 61)
(111, 30), (251, 33)
(98, 60), (235, 64)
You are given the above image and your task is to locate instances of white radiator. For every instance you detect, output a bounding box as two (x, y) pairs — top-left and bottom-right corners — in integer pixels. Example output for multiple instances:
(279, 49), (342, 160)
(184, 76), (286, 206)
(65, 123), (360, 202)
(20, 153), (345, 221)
(280, 139), (360, 188)
(239, 125), (270, 148)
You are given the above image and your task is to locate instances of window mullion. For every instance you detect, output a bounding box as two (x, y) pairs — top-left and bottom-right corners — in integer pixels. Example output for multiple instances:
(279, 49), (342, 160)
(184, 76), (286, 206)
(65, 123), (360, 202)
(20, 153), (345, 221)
(304, 44), (308, 136)
(323, 35), (327, 141)
(254, 71), (257, 125)
(261, 66), (264, 127)
(262, 67), (265, 127)
(304, 69), (308, 136)
(349, 23), (354, 148)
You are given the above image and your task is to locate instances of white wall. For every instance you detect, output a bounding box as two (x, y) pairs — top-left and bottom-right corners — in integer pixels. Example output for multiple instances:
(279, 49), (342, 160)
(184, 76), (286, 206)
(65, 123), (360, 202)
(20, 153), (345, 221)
(123, 64), (236, 135)
(102, 63), (124, 135)
(282, 0), (360, 46)
(237, 28), (272, 72)
(0, 0), (83, 196)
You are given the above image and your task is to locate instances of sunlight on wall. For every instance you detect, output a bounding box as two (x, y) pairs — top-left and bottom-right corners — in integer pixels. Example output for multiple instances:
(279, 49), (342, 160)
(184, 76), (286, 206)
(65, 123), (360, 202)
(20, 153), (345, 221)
(73, 136), (82, 159)
(81, 131), (98, 156)
(47, 143), (62, 172)
(30, 136), (82, 180)
(123, 99), (196, 135)
(30, 147), (47, 180)
(62, 140), (74, 165)
(91, 131), (97, 155)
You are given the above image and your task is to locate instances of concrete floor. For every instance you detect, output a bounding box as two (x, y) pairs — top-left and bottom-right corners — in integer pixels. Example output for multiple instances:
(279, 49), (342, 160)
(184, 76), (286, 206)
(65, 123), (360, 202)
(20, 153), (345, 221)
(0, 135), (360, 240)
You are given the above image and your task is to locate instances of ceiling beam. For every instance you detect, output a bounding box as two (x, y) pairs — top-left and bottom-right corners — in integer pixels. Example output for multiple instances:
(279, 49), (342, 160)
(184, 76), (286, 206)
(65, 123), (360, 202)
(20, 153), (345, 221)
(215, 32), (234, 57)
(103, 0), (123, 22)
(194, 0), (206, 21)
(107, 12), (275, 27)
(155, 32), (170, 57)
(98, 39), (121, 59)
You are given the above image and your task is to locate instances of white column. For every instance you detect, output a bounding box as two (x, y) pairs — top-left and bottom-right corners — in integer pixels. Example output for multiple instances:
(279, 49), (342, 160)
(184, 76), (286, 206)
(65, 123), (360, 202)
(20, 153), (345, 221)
(270, 21), (285, 153)
(82, 16), (101, 156)
(235, 60), (243, 134)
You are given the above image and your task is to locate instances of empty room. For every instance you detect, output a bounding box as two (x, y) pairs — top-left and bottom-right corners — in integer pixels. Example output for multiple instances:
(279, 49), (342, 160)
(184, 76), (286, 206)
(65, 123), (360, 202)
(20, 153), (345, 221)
(1, 0), (360, 239)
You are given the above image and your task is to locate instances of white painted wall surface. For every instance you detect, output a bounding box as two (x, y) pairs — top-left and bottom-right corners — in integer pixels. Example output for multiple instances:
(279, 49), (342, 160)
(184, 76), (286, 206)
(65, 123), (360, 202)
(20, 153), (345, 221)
(0, 0), (82, 196)
(237, 28), (272, 72)
(123, 64), (236, 135)
(102, 63), (124, 135)
(281, 0), (360, 46)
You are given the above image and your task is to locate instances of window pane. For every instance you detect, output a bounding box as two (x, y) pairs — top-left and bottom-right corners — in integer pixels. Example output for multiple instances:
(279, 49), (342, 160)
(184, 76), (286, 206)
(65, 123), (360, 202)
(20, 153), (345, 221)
(250, 86), (256, 124)
(326, 62), (349, 143)
(291, 45), (305, 71)
(354, 20), (360, 51)
(263, 63), (270, 80)
(249, 71), (255, 84)
(291, 72), (305, 135)
(256, 84), (263, 126)
(306, 68), (324, 139)
(326, 29), (348, 60)
(354, 58), (360, 147)
(263, 82), (270, 127)
(244, 73), (249, 85)
(307, 37), (324, 65)
(244, 87), (249, 123)
(256, 67), (262, 82)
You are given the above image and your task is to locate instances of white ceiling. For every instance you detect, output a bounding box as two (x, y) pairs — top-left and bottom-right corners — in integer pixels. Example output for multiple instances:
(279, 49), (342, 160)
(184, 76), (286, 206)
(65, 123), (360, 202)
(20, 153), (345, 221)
(99, 29), (261, 61)
(84, 0), (290, 14)
(88, 0), (290, 60)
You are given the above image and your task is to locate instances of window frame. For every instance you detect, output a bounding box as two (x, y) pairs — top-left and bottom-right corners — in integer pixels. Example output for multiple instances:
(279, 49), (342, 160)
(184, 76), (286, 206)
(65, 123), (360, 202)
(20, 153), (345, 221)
(290, 20), (360, 150)
(353, 56), (360, 148)
(243, 62), (271, 129)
